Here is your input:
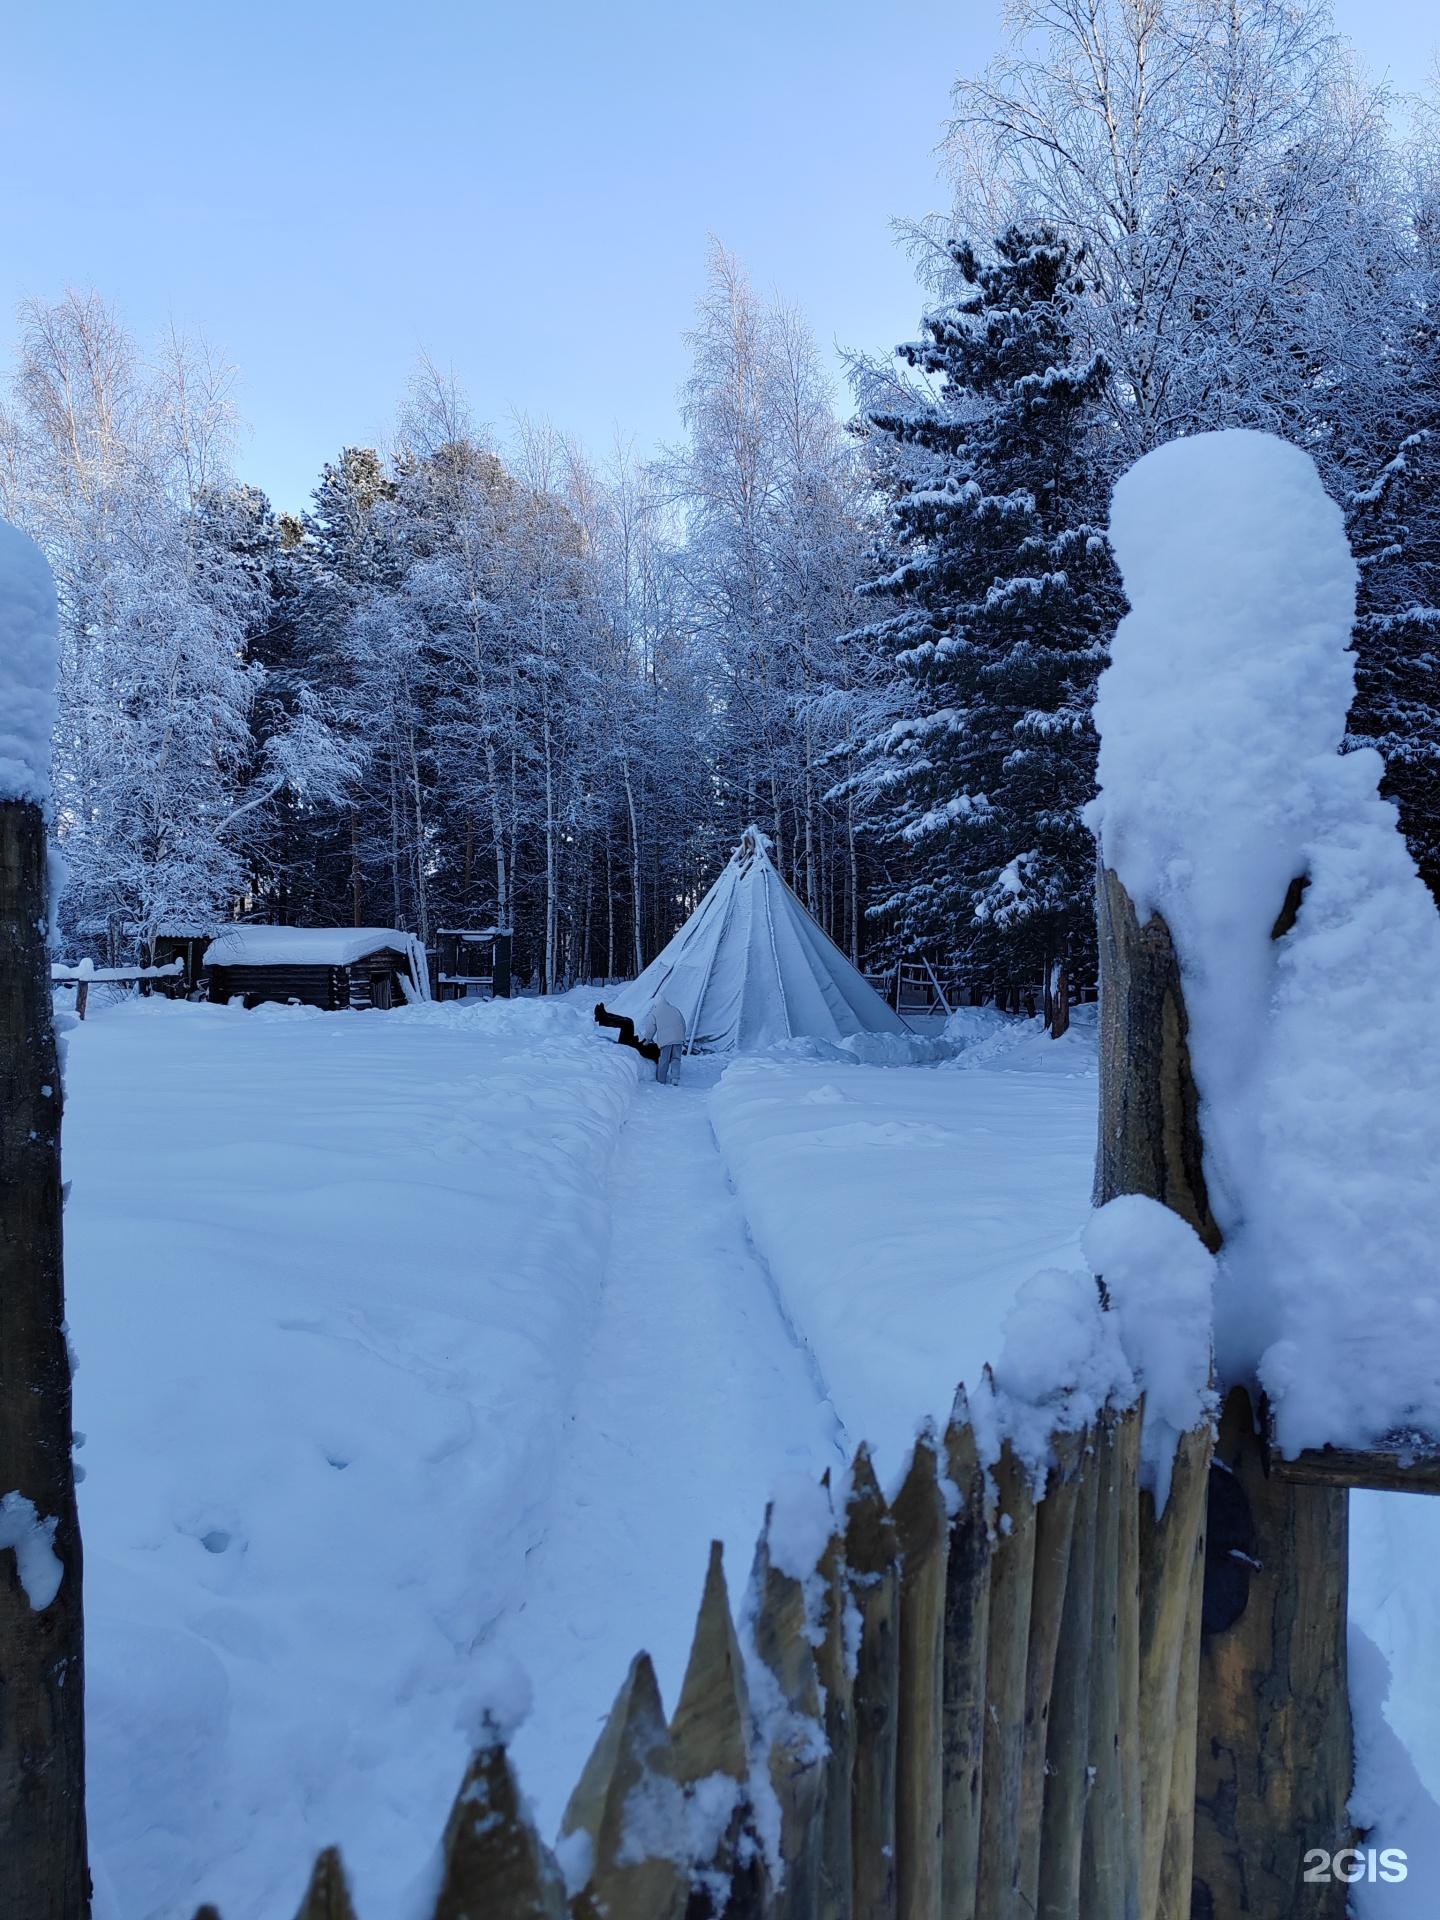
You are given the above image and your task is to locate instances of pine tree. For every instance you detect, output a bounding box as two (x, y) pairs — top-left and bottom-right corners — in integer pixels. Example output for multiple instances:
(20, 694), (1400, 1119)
(1344, 184), (1440, 902)
(855, 225), (1124, 990)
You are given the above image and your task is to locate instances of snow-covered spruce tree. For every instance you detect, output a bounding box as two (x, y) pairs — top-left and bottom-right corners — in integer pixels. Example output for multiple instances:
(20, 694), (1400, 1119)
(1347, 429), (1440, 897)
(1344, 138), (1440, 901)
(855, 226), (1124, 988)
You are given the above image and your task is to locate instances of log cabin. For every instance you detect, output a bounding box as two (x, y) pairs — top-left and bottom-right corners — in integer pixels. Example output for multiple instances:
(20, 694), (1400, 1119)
(203, 927), (431, 1011)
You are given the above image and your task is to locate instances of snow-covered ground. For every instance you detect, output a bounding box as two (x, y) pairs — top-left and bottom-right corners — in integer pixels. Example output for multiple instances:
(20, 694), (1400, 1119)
(709, 1015), (1101, 1484)
(66, 996), (638, 1918)
(57, 993), (1440, 1916)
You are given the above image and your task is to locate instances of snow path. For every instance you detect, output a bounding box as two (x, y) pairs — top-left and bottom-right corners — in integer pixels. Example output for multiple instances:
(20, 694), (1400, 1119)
(494, 1067), (844, 1838)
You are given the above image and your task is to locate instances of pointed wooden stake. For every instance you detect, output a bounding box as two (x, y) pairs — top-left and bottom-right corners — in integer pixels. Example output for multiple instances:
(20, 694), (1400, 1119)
(293, 1848), (358, 1920)
(975, 1437), (1037, 1920)
(670, 1542), (759, 1920)
(1156, 1431), (1208, 1920)
(846, 1446), (900, 1920)
(814, 1522), (854, 1920)
(939, 1395), (990, 1920)
(1137, 1417), (1213, 1920)
(1016, 1430), (1084, 1920)
(560, 1653), (687, 1920)
(892, 1432), (947, 1920)
(193, 1908), (224, 1920)
(750, 1505), (828, 1920)
(672, 1542), (750, 1785)
(1081, 1403), (1142, 1920)
(1036, 1427), (1099, 1920)
(432, 1743), (563, 1920)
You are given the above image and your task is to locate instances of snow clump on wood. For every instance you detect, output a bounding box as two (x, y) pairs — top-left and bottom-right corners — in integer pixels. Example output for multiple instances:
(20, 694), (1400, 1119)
(1093, 427), (1440, 1456)
(0, 1490), (64, 1610)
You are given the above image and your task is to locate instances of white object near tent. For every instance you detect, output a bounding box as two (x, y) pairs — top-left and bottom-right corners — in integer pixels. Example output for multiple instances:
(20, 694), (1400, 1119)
(609, 827), (907, 1052)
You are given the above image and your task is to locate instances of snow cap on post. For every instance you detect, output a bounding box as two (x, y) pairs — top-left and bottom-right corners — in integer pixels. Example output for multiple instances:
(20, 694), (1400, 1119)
(1091, 429), (1440, 1456)
(1089, 428), (1358, 1254)
(0, 519), (58, 808)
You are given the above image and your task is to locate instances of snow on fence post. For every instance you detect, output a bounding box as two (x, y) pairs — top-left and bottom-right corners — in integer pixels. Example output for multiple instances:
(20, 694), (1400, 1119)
(0, 520), (88, 1920)
(668, 1543), (762, 1919)
(558, 1652), (687, 1920)
(430, 1708), (565, 1920)
(748, 1490), (832, 1920)
(1090, 429), (1387, 1918)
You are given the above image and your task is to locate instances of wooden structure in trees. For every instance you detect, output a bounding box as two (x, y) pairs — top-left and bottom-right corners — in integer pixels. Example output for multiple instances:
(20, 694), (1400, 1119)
(203, 927), (429, 1012)
(0, 801), (88, 1919)
(151, 929), (213, 994)
(435, 927), (513, 1001)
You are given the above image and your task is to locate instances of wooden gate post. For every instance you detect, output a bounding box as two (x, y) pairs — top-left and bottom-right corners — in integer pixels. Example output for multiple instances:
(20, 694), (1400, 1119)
(1096, 859), (1354, 1920)
(0, 797), (88, 1917)
(1190, 1389), (1351, 1920)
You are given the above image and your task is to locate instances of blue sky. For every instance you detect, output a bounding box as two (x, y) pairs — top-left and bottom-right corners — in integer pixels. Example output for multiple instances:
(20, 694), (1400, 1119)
(0, 1), (1434, 514)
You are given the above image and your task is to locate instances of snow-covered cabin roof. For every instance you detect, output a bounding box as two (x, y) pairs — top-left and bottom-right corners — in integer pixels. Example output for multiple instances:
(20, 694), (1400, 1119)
(609, 827), (907, 1052)
(204, 925), (429, 989)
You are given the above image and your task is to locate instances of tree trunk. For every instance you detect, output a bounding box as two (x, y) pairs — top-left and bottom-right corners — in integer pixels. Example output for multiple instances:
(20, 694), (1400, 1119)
(622, 761), (643, 977)
(0, 800), (88, 1919)
(349, 804), (362, 928)
(542, 694), (557, 995)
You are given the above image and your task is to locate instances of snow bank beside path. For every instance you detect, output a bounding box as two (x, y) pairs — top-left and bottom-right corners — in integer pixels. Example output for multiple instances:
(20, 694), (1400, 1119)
(709, 1044), (1098, 1486)
(64, 997), (637, 1920)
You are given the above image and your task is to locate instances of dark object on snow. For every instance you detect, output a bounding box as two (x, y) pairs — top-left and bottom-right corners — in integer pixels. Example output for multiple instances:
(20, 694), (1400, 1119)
(594, 1001), (661, 1064)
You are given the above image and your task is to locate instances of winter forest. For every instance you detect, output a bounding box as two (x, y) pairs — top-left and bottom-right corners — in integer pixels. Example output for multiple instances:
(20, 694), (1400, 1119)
(4, 0), (1439, 1001)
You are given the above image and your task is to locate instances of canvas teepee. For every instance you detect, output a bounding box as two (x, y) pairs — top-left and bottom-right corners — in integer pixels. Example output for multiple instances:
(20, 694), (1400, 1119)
(609, 827), (907, 1053)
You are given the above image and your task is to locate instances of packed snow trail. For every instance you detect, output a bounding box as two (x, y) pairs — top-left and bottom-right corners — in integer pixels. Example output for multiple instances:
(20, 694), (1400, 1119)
(492, 1062), (844, 1836)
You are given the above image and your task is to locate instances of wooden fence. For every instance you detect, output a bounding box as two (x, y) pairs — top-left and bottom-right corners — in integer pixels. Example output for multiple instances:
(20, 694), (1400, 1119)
(234, 1380), (1211, 1920)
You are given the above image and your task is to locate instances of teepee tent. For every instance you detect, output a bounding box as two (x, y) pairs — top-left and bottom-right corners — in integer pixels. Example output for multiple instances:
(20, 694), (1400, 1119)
(609, 828), (908, 1053)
